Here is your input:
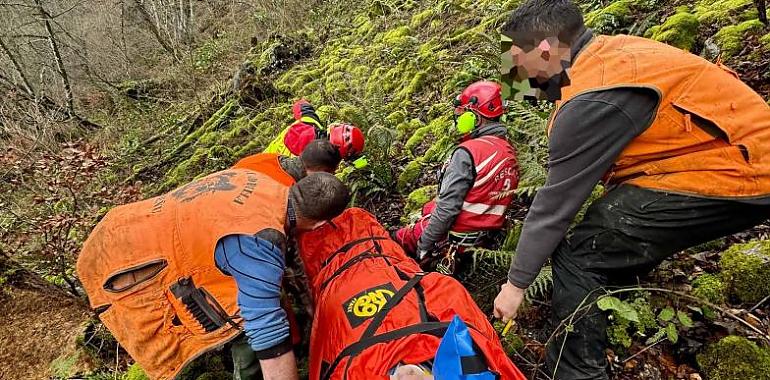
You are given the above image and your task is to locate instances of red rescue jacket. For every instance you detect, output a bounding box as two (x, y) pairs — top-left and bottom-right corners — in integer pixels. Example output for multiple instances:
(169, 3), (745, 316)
(452, 135), (518, 232)
(297, 208), (525, 380)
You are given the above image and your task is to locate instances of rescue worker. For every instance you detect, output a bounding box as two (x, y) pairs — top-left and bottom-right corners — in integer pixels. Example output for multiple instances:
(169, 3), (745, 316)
(395, 81), (519, 269)
(296, 207), (526, 380)
(234, 139), (344, 185)
(493, 1), (770, 379)
(264, 99), (366, 163)
(77, 171), (350, 380)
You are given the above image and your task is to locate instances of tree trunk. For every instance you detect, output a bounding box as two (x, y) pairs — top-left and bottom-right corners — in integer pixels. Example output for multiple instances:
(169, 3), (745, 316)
(35, 0), (75, 115)
(132, 0), (181, 61)
(757, 0), (768, 25)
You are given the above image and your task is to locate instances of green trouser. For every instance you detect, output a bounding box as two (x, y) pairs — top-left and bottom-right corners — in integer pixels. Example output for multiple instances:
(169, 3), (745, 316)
(230, 334), (261, 380)
(546, 184), (770, 380)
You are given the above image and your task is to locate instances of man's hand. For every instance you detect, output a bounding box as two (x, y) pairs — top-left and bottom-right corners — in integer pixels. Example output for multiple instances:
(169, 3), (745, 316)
(493, 281), (526, 322)
(260, 350), (299, 380)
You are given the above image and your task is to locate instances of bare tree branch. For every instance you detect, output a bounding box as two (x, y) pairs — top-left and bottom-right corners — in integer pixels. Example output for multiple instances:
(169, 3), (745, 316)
(34, 0), (75, 114)
(0, 36), (35, 96)
(131, 0), (181, 61)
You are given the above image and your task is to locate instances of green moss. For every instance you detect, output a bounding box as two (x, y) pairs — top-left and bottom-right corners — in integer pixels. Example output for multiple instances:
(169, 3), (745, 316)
(697, 336), (770, 380)
(585, 0), (633, 33)
(403, 185), (437, 216)
(714, 19), (766, 57)
(493, 321), (525, 355)
(124, 363), (150, 380)
(645, 11), (700, 50)
(183, 99), (238, 146)
(606, 295), (658, 349)
(720, 240), (770, 303)
(761, 32), (770, 49)
(694, 0), (753, 23)
(397, 160), (423, 192)
(50, 353), (79, 378)
(404, 124), (432, 154)
(692, 273), (727, 304)
(607, 317), (633, 348)
(410, 8), (436, 28)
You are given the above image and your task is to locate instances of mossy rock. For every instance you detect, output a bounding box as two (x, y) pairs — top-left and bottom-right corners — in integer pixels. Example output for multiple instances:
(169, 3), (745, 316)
(719, 240), (770, 303)
(645, 11), (700, 51)
(692, 273), (727, 304)
(402, 185), (437, 220)
(397, 160), (423, 192)
(697, 335), (770, 380)
(584, 0), (634, 34)
(694, 0), (754, 24)
(714, 19), (766, 57)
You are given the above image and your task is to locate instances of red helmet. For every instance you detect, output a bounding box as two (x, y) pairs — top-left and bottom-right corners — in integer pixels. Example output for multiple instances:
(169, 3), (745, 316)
(329, 123), (365, 159)
(453, 81), (505, 119)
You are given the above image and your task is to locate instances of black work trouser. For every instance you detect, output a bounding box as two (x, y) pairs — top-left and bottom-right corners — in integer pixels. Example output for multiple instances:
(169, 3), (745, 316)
(546, 185), (770, 380)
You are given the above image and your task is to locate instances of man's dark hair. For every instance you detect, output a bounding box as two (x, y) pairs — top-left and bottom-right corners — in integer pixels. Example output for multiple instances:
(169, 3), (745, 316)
(290, 172), (350, 221)
(502, 0), (585, 47)
(301, 139), (342, 173)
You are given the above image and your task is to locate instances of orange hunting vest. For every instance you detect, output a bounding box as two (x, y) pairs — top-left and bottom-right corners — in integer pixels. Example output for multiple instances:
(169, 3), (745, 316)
(232, 153), (296, 186)
(549, 34), (770, 198)
(77, 169), (289, 380)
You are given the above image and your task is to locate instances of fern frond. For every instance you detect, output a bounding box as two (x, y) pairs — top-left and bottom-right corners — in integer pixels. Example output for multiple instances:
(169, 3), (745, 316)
(525, 265), (553, 302)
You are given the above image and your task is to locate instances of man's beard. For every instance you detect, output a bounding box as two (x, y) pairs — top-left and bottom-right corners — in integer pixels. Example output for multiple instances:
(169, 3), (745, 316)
(530, 68), (571, 102)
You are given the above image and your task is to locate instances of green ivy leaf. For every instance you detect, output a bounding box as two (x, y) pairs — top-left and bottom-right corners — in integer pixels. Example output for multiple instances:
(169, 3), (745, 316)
(658, 307), (675, 322)
(665, 323), (679, 344)
(677, 310), (694, 328)
(597, 296), (639, 323)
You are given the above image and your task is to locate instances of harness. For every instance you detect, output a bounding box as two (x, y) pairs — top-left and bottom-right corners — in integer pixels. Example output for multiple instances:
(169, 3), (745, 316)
(318, 237), (497, 380)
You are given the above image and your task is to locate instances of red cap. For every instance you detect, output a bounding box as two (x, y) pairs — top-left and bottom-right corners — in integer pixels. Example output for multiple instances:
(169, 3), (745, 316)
(329, 123), (365, 159)
(453, 81), (505, 119)
(284, 122), (318, 156)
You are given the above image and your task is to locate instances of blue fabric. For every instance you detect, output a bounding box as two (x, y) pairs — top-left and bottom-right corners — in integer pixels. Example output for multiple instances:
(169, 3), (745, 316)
(433, 315), (497, 380)
(214, 234), (288, 352)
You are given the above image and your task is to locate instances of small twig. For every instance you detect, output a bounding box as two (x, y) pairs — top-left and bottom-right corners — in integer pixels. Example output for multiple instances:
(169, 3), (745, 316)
(622, 338), (664, 364)
(749, 294), (770, 312)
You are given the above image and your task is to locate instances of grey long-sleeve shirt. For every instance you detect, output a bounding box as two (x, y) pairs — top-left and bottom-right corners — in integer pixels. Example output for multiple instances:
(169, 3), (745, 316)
(507, 88), (660, 288)
(417, 123), (511, 252)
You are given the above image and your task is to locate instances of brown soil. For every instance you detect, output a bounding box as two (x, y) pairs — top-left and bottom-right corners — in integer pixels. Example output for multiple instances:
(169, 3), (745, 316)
(0, 257), (89, 380)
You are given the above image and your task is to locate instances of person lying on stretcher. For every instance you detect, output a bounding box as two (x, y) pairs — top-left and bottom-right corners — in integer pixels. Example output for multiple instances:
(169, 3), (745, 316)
(296, 207), (526, 380)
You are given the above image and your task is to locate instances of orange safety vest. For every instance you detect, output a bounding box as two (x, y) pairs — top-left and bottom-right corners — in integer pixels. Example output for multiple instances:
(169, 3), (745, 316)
(549, 34), (770, 198)
(232, 152), (296, 186)
(297, 208), (526, 380)
(77, 169), (289, 380)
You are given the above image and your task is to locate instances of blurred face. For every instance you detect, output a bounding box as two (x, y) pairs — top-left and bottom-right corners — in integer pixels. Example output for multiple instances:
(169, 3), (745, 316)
(501, 31), (572, 101)
(390, 364), (433, 380)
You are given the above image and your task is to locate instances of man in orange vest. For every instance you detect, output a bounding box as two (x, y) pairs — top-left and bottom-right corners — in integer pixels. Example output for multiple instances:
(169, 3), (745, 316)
(395, 81), (519, 272)
(493, 1), (770, 379)
(77, 171), (350, 380)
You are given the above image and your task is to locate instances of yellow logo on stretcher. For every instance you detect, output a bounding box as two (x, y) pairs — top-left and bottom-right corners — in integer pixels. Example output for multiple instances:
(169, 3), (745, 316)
(343, 282), (397, 327)
(348, 288), (395, 317)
